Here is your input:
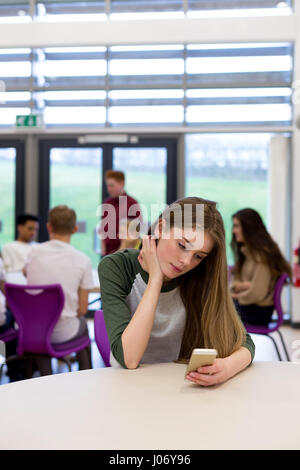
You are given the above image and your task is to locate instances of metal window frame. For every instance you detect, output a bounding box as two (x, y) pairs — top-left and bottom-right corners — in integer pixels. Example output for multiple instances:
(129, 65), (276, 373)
(0, 22), (294, 129)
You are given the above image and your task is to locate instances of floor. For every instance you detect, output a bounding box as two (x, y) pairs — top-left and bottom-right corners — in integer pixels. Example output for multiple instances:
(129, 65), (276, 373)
(1, 321), (300, 385)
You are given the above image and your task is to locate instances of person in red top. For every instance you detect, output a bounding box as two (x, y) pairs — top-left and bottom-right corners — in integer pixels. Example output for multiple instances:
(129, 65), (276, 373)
(98, 170), (142, 256)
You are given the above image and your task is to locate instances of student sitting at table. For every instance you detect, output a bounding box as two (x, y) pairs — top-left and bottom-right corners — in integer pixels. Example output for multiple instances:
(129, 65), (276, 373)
(1, 214), (39, 274)
(25, 205), (94, 375)
(98, 197), (255, 387)
(230, 208), (292, 327)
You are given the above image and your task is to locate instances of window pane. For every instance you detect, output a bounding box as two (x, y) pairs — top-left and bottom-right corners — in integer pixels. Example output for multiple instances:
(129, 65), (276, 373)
(110, 0), (184, 18)
(0, 2), (31, 23)
(109, 59), (184, 75)
(185, 133), (270, 263)
(0, 148), (16, 246)
(42, 60), (107, 77)
(49, 147), (102, 269)
(36, 1), (106, 21)
(186, 56), (292, 74)
(186, 87), (292, 98)
(1, 91), (31, 102)
(187, 0), (292, 17)
(113, 147), (167, 225)
(186, 104), (291, 123)
(44, 107), (106, 125)
(109, 89), (184, 99)
(0, 62), (31, 78)
(43, 90), (106, 100)
(0, 108), (30, 126)
(109, 106), (183, 124)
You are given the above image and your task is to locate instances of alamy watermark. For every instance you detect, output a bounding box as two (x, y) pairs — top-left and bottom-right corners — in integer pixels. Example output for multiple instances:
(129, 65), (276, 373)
(95, 198), (206, 249)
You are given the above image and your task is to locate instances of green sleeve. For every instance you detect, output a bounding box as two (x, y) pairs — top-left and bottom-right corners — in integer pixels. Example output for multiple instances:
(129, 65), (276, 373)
(98, 254), (133, 369)
(243, 332), (255, 363)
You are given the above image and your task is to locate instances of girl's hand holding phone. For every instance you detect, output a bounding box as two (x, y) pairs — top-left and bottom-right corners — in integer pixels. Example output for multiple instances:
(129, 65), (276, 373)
(186, 358), (232, 387)
(138, 235), (164, 284)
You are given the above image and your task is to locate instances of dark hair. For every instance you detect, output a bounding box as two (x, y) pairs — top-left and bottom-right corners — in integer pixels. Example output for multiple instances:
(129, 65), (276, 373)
(17, 214), (39, 226)
(231, 208), (292, 281)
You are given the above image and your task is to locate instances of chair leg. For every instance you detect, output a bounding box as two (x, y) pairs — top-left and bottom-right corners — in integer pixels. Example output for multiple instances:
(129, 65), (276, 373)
(0, 363), (4, 383)
(267, 334), (282, 361)
(276, 329), (291, 361)
(60, 357), (72, 372)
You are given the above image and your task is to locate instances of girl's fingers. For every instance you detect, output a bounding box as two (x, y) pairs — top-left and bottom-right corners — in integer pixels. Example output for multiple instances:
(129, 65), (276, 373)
(142, 235), (157, 252)
(186, 373), (221, 386)
(197, 365), (216, 374)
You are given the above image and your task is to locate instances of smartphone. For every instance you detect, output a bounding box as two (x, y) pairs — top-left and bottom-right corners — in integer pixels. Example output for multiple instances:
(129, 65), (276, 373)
(185, 348), (217, 378)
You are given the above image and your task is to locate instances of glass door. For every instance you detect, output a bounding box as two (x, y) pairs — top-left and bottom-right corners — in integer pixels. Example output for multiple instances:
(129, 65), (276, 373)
(185, 133), (270, 264)
(111, 138), (177, 228)
(0, 141), (24, 251)
(39, 141), (102, 269)
(39, 137), (177, 262)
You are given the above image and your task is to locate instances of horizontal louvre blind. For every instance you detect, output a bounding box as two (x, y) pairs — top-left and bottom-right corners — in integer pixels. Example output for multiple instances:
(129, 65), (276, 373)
(0, 42), (293, 127)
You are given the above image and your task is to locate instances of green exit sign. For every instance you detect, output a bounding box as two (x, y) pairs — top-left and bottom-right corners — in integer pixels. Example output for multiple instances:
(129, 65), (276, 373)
(16, 114), (43, 128)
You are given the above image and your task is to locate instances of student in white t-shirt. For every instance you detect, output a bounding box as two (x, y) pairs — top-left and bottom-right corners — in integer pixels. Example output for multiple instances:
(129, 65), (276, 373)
(26, 205), (94, 375)
(1, 214), (39, 273)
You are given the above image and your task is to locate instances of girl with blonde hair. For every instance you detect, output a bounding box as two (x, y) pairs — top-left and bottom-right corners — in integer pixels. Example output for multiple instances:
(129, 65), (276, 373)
(98, 197), (255, 386)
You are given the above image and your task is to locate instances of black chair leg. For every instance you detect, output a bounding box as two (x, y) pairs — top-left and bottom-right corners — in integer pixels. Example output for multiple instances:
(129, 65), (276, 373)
(267, 334), (282, 361)
(276, 329), (290, 361)
(60, 357), (72, 372)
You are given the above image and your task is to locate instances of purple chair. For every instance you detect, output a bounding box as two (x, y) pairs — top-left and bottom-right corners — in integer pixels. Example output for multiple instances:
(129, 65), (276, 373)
(94, 309), (111, 367)
(5, 283), (91, 373)
(0, 328), (18, 343)
(244, 273), (290, 361)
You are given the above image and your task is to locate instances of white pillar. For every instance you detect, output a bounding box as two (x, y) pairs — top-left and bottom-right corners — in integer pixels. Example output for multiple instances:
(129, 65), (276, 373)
(268, 135), (289, 254)
(291, 3), (300, 326)
(269, 135), (290, 316)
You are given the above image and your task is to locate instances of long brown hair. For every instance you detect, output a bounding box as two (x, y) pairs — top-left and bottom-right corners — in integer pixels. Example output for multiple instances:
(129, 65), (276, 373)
(231, 208), (292, 281)
(152, 197), (246, 360)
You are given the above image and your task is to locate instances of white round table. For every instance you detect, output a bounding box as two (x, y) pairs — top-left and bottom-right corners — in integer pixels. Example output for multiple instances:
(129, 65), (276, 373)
(0, 361), (299, 450)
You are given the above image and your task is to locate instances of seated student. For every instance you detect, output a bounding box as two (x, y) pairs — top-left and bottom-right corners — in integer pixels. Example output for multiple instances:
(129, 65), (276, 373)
(2, 214), (39, 273)
(98, 197), (255, 387)
(230, 208), (292, 327)
(117, 218), (142, 251)
(25, 205), (94, 375)
(0, 257), (23, 382)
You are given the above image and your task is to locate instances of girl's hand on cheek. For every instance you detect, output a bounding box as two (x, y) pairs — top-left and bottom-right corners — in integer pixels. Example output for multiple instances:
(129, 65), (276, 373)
(138, 235), (164, 284)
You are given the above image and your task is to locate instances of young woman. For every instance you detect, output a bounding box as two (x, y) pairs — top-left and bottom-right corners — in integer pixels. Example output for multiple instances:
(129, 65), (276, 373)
(230, 208), (292, 326)
(98, 197), (255, 387)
